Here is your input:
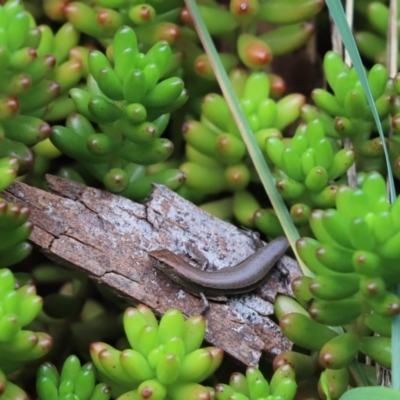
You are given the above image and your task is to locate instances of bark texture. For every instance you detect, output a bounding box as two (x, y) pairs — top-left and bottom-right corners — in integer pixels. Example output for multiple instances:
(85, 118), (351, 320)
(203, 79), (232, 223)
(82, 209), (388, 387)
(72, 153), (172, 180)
(4, 175), (302, 366)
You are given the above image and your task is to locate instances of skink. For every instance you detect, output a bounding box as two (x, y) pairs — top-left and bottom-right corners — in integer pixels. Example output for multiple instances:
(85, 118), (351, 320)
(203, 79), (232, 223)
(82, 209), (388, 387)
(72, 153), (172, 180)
(148, 236), (289, 298)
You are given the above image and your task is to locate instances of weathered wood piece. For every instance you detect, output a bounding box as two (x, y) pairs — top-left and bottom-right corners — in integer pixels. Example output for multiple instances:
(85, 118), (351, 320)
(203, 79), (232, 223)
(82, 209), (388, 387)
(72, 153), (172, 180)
(4, 175), (302, 366)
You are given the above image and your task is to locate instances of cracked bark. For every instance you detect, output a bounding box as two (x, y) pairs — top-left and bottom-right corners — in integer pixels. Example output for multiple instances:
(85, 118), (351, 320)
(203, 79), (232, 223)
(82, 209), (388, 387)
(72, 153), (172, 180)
(4, 175), (302, 366)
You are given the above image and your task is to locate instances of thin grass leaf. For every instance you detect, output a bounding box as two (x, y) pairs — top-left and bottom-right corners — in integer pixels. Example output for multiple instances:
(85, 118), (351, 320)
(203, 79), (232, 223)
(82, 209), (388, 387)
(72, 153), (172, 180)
(320, 371), (333, 400)
(325, 0), (396, 203)
(348, 359), (369, 388)
(387, 0), (400, 389)
(184, 0), (311, 275)
(394, 284), (400, 389)
(327, 0), (400, 389)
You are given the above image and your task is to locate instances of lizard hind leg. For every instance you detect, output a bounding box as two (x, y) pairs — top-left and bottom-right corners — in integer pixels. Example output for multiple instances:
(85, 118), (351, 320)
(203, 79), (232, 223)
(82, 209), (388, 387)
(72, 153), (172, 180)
(199, 292), (210, 315)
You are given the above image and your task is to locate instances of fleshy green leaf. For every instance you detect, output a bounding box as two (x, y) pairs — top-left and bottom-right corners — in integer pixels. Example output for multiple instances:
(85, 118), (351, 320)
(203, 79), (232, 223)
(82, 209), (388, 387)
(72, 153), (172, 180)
(339, 387), (400, 400)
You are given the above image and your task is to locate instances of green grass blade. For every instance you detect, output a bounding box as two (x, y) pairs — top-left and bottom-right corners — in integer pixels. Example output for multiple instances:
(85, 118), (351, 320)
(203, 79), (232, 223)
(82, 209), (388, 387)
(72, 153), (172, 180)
(394, 285), (400, 389)
(184, 0), (311, 275)
(325, 0), (396, 203)
(327, 0), (399, 390)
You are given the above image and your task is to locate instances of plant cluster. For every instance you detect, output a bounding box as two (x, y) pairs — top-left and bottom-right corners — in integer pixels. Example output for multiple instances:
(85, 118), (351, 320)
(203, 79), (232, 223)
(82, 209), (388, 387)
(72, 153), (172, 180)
(273, 174), (399, 398)
(51, 25), (187, 200)
(354, 1), (399, 66)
